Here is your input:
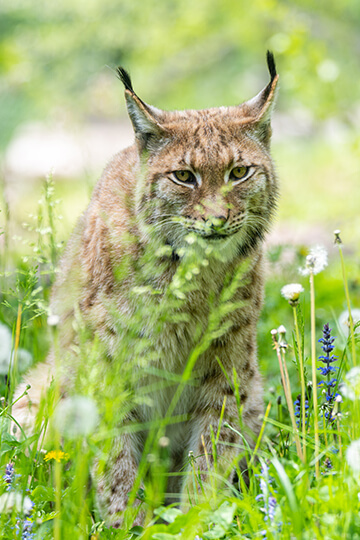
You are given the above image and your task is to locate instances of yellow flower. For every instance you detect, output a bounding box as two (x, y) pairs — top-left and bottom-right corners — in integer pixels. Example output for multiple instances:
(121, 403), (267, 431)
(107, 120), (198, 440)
(44, 450), (69, 462)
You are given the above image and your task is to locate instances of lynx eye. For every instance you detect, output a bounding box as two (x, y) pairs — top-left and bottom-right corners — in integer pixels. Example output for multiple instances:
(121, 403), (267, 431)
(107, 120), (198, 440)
(172, 170), (196, 185)
(230, 166), (249, 181)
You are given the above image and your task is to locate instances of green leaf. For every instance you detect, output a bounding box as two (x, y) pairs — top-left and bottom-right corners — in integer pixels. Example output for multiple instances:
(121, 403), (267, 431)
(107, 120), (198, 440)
(152, 534), (181, 540)
(128, 525), (144, 537)
(154, 506), (183, 524)
(271, 458), (302, 535)
(31, 485), (55, 504)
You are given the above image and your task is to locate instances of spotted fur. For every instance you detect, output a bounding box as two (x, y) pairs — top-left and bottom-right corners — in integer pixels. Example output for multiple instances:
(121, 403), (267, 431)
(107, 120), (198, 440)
(12, 53), (279, 527)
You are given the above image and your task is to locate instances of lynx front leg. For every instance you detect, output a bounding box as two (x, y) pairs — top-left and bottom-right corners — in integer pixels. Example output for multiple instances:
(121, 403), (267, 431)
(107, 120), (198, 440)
(96, 432), (145, 529)
(182, 409), (240, 506)
(182, 380), (264, 506)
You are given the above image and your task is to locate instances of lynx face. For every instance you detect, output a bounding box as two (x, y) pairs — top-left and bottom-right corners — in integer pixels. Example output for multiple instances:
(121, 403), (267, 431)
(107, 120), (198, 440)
(118, 53), (278, 261)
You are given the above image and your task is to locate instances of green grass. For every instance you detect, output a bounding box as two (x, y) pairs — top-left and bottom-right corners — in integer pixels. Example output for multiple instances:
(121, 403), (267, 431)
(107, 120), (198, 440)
(0, 156), (360, 539)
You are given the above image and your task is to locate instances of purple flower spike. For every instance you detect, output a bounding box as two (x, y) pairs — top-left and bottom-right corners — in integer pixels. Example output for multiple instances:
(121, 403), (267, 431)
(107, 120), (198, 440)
(318, 324), (339, 422)
(3, 463), (15, 490)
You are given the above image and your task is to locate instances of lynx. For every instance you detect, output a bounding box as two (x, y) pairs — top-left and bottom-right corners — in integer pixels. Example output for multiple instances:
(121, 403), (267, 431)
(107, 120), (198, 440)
(13, 52), (279, 527)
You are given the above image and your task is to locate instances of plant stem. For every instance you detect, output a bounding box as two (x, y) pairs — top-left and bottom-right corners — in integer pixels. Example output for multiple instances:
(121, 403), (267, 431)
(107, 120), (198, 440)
(273, 335), (303, 462)
(309, 272), (320, 479)
(52, 323), (61, 540)
(9, 304), (22, 403)
(293, 305), (306, 461)
(336, 416), (342, 458)
(54, 460), (61, 540)
(281, 347), (304, 463)
(322, 412), (328, 448)
(250, 401), (272, 466)
(337, 243), (357, 367)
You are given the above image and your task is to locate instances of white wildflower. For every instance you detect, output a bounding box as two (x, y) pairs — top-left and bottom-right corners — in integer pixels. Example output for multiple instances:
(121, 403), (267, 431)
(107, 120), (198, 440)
(281, 283), (304, 305)
(299, 245), (328, 276)
(338, 309), (360, 338)
(159, 436), (170, 448)
(277, 325), (286, 335)
(340, 366), (360, 401)
(0, 492), (33, 514)
(346, 439), (360, 474)
(53, 395), (99, 439)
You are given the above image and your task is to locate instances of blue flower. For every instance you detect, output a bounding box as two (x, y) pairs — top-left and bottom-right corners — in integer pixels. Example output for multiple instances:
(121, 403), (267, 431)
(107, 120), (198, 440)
(294, 394), (309, 427)
(318, 324), (339, 422)
(256, 462), (282, 538)
(21, 518), (35, 539)
(3, 464), (35, 538)
(15, 518), (35, 540)
(317, 366), (338, 377)
(3, 463), (15, 490)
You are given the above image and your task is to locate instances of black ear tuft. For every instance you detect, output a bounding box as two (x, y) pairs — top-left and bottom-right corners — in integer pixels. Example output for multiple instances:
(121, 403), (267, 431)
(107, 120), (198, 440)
(266, 51), (277, 83)
(116, 67), (134, 93)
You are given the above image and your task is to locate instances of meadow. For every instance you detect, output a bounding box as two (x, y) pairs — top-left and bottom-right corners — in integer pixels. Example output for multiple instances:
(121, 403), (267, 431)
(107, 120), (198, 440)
(0, 133), (360, 540)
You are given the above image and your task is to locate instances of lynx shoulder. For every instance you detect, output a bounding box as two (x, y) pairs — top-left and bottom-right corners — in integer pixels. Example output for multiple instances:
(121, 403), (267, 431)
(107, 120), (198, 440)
(13, 52), (279, 527)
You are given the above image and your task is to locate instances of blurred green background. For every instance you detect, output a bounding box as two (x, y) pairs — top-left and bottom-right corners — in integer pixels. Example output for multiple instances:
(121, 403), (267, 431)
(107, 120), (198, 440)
(1, 0), (360, 251)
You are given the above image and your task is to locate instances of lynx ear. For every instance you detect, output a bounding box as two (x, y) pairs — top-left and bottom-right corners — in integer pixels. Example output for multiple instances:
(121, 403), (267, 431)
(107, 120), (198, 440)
(117, 67), (166, 150)
(241, 51), (279, 144)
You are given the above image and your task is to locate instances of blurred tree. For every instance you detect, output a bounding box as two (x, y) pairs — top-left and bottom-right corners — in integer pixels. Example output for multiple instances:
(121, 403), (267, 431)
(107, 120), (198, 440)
(0, 0), (359, 150)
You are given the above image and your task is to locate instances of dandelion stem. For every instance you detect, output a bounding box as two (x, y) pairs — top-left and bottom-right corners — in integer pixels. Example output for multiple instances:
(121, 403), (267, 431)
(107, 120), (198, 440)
(309, 272), (320, 479)
(337, 243), (357, 367)
(293, 306), (307, 461)
(54, 460), (61, 540)
(272, 333), (303, 462)
(281, 347), (304, 463)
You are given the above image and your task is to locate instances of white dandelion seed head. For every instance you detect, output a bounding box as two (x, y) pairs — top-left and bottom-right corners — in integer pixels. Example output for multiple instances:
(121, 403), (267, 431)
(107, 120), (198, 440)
(346, 439), (360, 474)
(340, 366), (360, 401)
(338, 309), (360, 338)
(333, 229), (342, 245)
(0, 323), (13, 375)
(281, 283), (304, 303)
(299, 245), (328, 276)
(53, 395), (99, 439)
(0, 323), (32, 375)
(277, 325), (287, 335)
(47, 314), (60, 327)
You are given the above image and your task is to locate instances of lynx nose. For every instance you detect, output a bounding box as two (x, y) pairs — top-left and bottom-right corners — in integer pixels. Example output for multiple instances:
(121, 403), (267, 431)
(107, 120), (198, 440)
(205, 215), (228, 231)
